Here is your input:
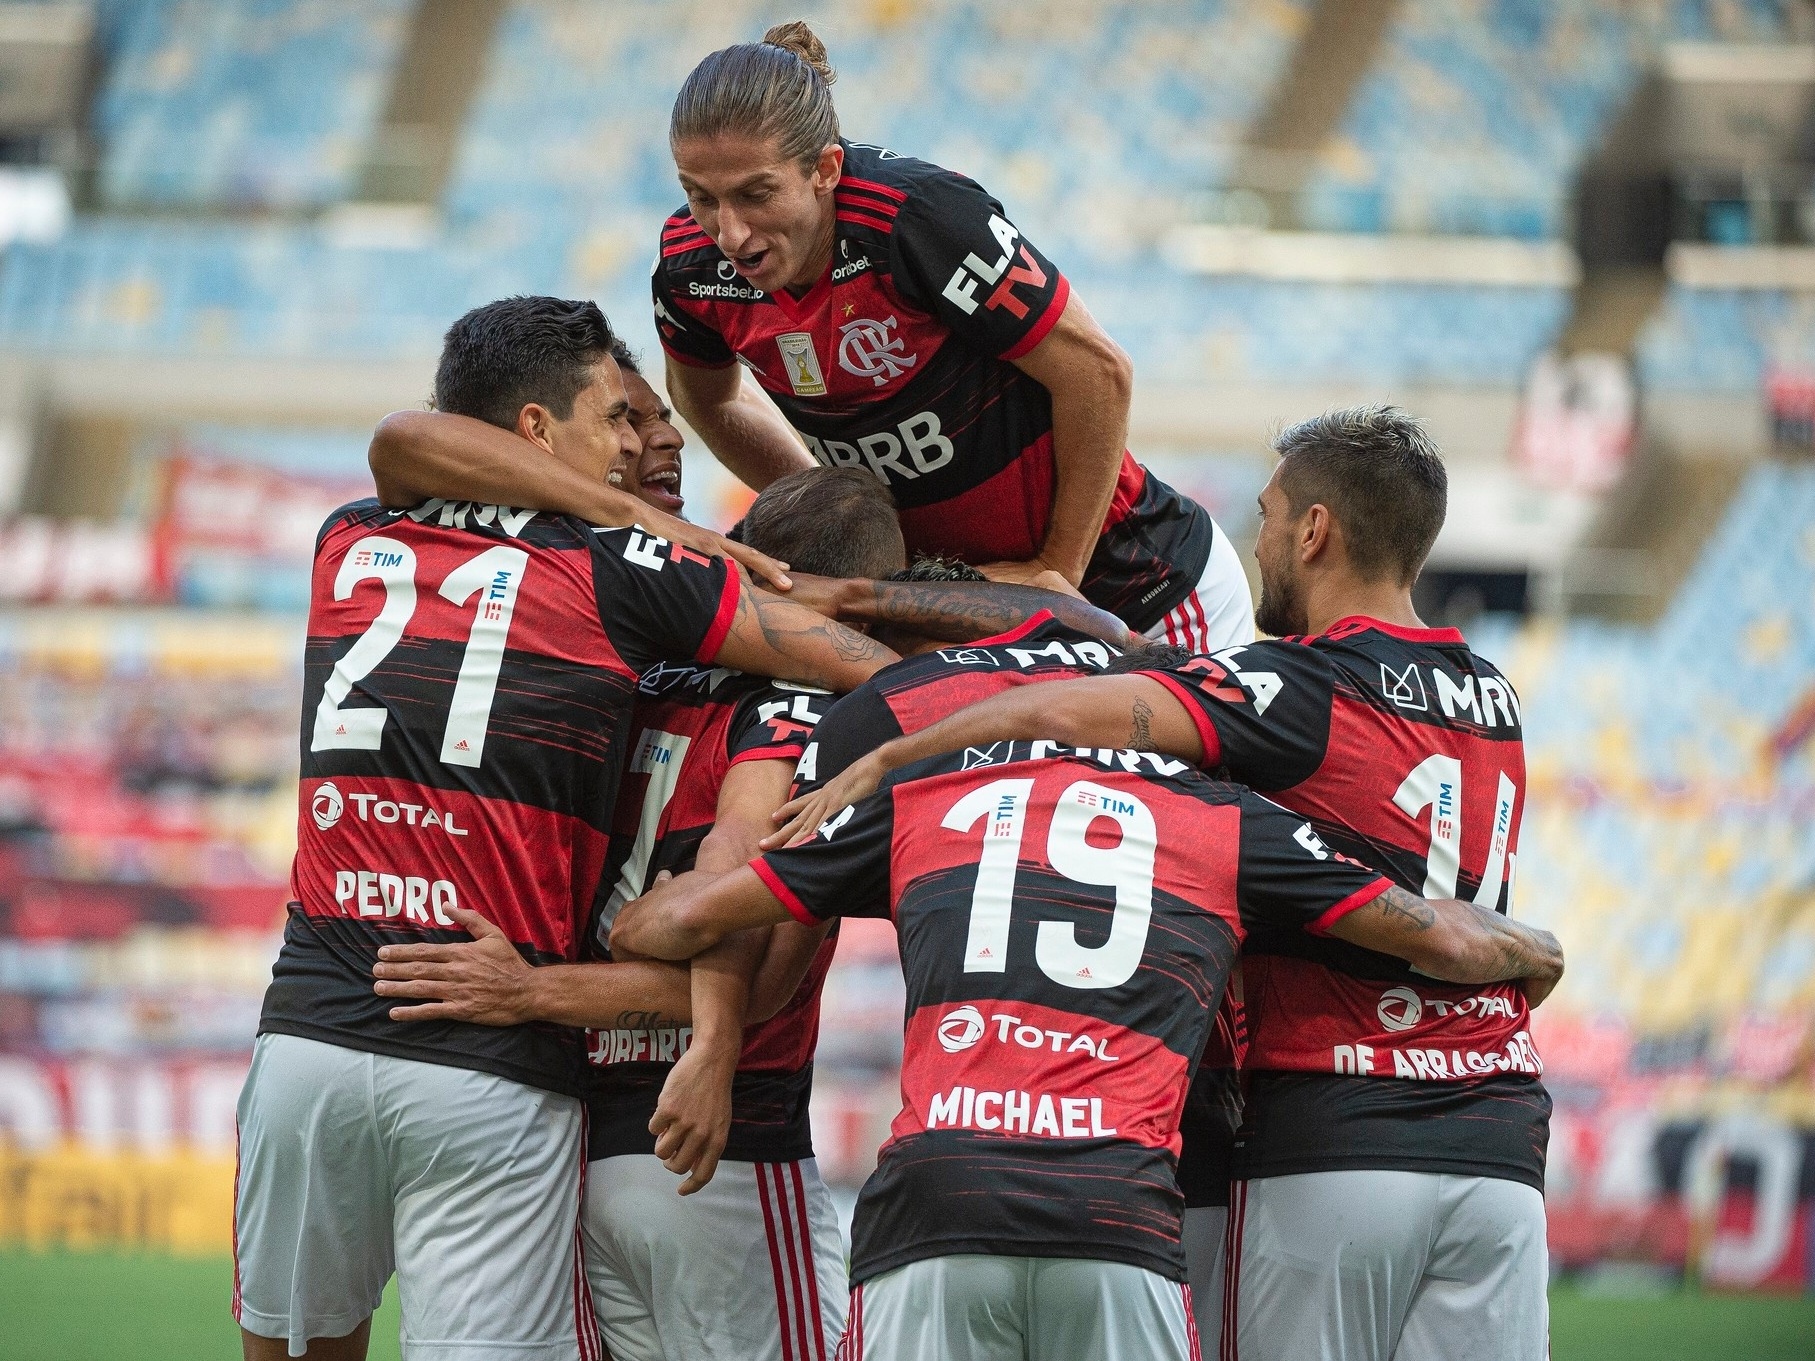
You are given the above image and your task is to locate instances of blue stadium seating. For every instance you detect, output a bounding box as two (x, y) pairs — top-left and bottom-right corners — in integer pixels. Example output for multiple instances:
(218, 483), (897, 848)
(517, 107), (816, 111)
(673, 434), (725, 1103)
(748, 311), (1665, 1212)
(93, 0), (414, 210)
(1298, 0), (1797, 240)
(1635, 286), (1815, 394)
(1468, 460), (1815, 1028)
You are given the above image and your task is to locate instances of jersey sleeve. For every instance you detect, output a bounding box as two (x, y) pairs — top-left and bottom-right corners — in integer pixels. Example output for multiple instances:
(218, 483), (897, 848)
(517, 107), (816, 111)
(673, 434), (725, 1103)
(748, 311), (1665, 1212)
(751, 788), (895, 924)
(651, 249), (735, 368)
(888, 171), (1070, 361)
(788, 684), (903, 796)
(1234, 790), (1391, 937)
(727, 684), (831, 767)
(590, 527), (741, 674)
(1141, 641), (1334, 790)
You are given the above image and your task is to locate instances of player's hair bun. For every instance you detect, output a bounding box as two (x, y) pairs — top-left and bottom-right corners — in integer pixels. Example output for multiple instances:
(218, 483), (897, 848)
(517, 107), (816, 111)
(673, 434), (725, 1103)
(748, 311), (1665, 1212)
(763, 20), (836, 85)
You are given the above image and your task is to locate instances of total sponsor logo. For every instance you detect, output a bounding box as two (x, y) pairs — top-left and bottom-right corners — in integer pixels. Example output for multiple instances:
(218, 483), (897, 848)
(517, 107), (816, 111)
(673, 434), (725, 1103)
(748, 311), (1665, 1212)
(589, 1025), (693, 1066)
(310, 781), (469, 837)
(333, 866), (460, 926)
(933, 1004), (1121, 1061)
(925, 1085), (1117, 1139)
(1374, 984), (1520, 1032)
(800, 410), (954, 486)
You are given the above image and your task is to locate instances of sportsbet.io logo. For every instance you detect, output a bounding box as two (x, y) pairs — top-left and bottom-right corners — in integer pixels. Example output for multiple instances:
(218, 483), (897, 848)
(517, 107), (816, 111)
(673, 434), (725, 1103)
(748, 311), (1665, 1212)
(312, 781), (345, 831)
(938, 1004), (986, 1053)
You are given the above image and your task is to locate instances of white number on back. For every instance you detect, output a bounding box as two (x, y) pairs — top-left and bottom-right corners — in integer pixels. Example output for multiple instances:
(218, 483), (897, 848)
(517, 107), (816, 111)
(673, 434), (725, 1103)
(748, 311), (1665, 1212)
(1392, 756), (1518, 908)
(602, 730), (692, 928)
(944, 777), (1157, 990)
(311, 535), (531, 769)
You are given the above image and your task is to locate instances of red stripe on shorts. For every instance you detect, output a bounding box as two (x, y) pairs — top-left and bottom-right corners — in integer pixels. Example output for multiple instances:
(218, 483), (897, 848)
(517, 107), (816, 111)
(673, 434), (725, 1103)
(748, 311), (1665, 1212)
(791, 1162), (829, 1359)
(759, 1164), (799, 1361)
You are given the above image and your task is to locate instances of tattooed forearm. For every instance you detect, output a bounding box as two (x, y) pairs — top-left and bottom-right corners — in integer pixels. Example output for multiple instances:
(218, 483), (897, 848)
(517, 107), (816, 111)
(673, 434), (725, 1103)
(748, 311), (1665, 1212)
(741, 588), (889, 665)
(614, 1008), (680, 1030)
(859, 581), (1136, 648)
(1129, 698), (1154, 750)
(1378, 885), (1437, 931)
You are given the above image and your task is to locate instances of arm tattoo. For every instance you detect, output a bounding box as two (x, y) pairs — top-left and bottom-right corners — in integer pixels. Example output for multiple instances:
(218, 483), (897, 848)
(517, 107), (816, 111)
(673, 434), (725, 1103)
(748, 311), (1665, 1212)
(1377, 885), (1437, 931)
(613, 1008), (678, 1030)
(741, 589), (886, 664)
(864, 582), (1133, 647)
(1129, 698), (1154, 750)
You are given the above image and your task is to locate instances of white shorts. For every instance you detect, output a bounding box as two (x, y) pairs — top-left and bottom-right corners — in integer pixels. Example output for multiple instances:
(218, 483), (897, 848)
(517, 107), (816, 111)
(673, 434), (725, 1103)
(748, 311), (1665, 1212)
(843, 1254), (1199, 1361)
(583, 1152), (846, 1361)
(234, 1033), (596, 1361)
(1145, 524), (1254, 654)
(1183, 1206), (1228, 1352)
(1224, 1171), (1548, 1361)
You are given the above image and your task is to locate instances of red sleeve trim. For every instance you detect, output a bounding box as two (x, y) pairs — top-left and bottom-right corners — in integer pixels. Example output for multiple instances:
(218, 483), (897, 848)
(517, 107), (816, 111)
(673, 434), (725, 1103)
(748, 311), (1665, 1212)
(751, 858), (822, 926)
(1141, 671), (1224, 768)
(728, 745), (805, 768)
(1307, 878), (1393, 937)
(1001, 272), (1071, 361)
(967, 610), (1055, 648)
(697, 569), (741, 663)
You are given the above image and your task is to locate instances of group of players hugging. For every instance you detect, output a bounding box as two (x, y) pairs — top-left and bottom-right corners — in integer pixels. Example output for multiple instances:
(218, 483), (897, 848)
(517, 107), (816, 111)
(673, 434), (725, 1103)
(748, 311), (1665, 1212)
(231, 23), (1566, 1361)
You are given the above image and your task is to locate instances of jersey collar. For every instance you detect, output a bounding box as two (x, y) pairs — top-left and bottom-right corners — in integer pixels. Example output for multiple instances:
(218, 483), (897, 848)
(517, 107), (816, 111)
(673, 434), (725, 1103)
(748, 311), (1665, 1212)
(966, 610), (1057, 648)
(1317, 614), (1466, 646)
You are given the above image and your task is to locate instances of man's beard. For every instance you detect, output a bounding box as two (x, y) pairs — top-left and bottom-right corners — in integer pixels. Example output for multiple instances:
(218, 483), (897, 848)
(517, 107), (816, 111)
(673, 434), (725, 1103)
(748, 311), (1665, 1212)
(1254, 569), (1305, 638)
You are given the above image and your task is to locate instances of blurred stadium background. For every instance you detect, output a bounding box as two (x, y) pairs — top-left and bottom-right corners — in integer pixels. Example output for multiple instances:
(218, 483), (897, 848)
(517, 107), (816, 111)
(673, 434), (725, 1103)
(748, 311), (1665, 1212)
(0, 1), (1812, 1356)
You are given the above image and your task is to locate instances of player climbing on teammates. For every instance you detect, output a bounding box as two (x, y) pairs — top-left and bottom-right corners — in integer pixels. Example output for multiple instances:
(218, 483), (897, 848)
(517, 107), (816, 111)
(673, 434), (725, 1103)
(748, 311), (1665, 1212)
(653, 21), (1252, 650)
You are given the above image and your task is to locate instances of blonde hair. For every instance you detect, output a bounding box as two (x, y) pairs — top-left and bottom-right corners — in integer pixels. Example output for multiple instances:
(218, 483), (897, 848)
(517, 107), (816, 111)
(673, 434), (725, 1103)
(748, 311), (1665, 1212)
(670, 20), (840, 168)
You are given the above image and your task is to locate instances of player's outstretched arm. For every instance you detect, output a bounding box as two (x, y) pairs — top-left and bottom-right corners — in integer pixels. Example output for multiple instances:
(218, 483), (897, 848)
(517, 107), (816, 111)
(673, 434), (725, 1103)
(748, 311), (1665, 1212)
(762, 674), (1202, 847)
(612, 866), (791, 962)
(1327, 887), (1565, 1005)
(372, 907), (693, 1028)
(367, 409), (793, 587)
(713, 585), (900, 695)
(666, 357), (815, 492)
(790, 574), (1138, 650)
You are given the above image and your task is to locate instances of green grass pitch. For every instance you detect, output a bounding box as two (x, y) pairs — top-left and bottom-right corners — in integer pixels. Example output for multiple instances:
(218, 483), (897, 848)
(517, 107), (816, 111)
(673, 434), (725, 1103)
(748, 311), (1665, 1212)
(1, 1250), (1811, 1359)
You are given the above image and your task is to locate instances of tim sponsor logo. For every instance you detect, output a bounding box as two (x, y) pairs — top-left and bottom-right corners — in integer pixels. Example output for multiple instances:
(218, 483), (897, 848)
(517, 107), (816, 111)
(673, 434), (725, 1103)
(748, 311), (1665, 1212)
(926, 1085), (1117, 1138)
(333, 867), (459, 926)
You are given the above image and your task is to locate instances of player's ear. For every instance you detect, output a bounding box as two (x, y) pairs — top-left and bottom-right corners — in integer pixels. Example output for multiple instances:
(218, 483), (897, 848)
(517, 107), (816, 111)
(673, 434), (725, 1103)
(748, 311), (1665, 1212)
(515, 402), (558, 456)
(810, 141), (843, 194)
(1300, 503), (1334, 564)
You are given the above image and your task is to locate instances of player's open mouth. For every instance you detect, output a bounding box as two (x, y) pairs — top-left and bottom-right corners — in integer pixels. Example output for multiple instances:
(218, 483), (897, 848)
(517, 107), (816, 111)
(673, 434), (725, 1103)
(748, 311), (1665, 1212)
(733, 249), (768, 275)
(640, 463), (684, 514)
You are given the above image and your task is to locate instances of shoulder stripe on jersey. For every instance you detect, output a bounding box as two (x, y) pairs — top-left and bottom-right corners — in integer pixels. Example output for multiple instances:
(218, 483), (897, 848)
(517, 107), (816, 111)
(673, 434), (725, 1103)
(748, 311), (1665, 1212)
(663, 212), (700, 232)
(698, 573), (742, 663)
(662, 222), (707, 239)
(752, 858), (820, 926)
(1141, 669), (1225, 768)
(662, 236), (714, 259)
(839, 175), (908, 204)
(1306, 878), (1392, 937)
(836, 208), (895, 233)
(1001, 273), (1072, 361)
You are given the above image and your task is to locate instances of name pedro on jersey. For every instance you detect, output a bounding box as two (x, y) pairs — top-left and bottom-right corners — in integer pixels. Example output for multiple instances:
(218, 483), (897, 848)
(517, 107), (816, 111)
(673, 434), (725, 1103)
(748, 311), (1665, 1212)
(925, 1086), (1118, 1139)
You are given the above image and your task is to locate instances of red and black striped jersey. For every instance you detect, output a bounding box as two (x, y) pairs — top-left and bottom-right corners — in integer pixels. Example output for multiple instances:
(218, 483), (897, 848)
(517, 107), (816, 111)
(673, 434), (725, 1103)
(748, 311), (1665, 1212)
(1140, 617), (1550, 1190)
(653, 140), (1214, 633)
(262, 499), (739, 1097)
(798, 611), (1243, 1207)
(585, 662), (834, 1163)
(791, 611), (1118, 796)
(754, 745), (1391, 1283)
